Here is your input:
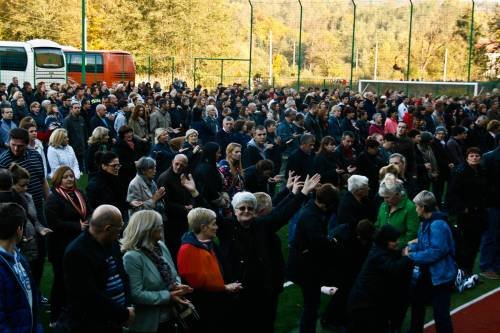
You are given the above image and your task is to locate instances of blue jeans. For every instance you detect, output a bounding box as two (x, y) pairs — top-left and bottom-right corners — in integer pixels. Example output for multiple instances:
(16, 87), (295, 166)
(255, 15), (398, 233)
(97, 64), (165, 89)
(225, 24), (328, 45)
(479, 208), (500, 272)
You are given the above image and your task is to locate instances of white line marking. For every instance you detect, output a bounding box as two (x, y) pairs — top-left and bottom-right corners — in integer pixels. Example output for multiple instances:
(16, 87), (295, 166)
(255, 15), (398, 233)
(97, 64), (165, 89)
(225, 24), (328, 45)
(424, 287), (500, 328)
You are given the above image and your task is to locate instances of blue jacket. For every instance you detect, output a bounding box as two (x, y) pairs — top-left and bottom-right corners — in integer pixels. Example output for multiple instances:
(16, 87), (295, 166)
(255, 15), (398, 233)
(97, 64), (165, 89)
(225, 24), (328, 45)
(408, 212), (457, 286)
(0, 248), (42, 333)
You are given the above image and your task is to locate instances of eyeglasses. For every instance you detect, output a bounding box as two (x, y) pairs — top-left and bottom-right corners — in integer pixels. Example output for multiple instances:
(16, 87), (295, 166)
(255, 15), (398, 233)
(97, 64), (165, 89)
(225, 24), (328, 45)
(237, 206), (254, 212)
(107, 163), (122, 169)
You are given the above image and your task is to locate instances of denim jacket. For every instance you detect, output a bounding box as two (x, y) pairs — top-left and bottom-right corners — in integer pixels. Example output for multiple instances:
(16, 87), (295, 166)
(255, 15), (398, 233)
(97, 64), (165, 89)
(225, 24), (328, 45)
(408, 212), (457, 286)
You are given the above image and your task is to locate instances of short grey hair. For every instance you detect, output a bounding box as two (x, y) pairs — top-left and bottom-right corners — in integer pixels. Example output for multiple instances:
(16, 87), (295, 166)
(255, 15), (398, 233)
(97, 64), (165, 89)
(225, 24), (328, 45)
(372, 112), (382, 121)
(135, 157), (156, 175)
(413, 190), (437, 212)
(96, 104), (106, 112)
(347, 175), (369, 193)
(389, 153), (406, 166)
(231, 191), (257, 210)
(378, 173), (405, 196)
(187, 208), (217, 234)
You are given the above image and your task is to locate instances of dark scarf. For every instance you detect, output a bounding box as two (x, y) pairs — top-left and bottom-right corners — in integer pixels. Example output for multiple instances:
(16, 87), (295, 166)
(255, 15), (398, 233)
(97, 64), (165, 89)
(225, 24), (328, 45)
(141, 244), (175, 290)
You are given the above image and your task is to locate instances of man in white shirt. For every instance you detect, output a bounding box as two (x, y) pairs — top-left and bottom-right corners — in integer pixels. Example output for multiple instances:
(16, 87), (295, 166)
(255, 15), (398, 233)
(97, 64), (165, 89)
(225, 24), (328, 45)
(397, 96), (409, 121)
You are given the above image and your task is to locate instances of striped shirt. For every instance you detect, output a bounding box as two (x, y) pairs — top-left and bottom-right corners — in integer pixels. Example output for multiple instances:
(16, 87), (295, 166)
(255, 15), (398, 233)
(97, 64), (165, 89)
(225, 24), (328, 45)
(0, 149), (46, 211)
(105, 255), (126, 307)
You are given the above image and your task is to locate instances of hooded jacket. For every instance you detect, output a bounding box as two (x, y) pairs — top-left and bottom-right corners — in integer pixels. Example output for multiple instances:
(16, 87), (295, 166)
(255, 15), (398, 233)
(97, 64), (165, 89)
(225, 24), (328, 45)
(0, 248), (42, 333)
(408, 212), (457, 286)
(177, 232), (225, 292)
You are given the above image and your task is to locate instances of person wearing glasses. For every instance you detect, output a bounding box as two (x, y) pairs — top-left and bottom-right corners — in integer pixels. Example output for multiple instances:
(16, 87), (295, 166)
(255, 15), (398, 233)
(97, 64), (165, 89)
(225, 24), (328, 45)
(86, 151), (128, 219)
(45, 166), (90, 326)
(64, 205), (135, 333)
(216, 174), (321, 333)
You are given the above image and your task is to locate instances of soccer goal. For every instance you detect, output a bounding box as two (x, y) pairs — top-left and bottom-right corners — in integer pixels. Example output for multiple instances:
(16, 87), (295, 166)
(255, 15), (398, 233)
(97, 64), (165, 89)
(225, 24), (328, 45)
(358, 80), (479, 97)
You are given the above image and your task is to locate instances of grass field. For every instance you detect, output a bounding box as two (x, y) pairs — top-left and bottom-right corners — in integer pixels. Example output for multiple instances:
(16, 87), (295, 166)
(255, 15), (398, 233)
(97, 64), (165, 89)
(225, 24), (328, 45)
(37, 175), (499, 332)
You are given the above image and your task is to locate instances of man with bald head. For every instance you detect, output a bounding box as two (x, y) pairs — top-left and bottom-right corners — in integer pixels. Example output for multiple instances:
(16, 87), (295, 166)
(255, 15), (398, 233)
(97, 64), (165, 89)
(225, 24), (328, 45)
(157, 154), (207, 257)
(63, 205), (134, 332)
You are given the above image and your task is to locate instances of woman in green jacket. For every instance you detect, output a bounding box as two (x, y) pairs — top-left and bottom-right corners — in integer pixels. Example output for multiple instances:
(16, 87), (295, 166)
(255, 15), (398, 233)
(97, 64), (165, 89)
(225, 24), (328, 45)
(375, 173), (420, 248)
(121, 210), (193, 333)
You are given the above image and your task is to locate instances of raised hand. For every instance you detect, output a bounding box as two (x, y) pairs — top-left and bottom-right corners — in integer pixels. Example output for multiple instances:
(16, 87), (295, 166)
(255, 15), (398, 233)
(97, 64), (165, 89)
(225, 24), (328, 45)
(301, 173), (321, 195)
(292, 177), (305, 195)
(152, 187), (166, 203)
(286, 171), (296, 190)
(181, 173), (197, 194)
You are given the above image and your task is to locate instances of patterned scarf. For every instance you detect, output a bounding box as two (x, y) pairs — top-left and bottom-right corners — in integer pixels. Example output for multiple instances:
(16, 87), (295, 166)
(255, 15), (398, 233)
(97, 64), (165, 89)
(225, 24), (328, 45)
(55, 186), (87, 220)
(141, 244), (175, 290)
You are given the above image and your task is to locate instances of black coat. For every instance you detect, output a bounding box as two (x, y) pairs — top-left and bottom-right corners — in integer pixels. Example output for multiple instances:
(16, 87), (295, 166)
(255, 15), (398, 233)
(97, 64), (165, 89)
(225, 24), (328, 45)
(46, 189), (90, 262)
(313, 151), (339, 186)
(243, 165), (271, 194)
(356, 151), (385, 195)
(286, 148), (315, 181)
(114, 139), (145, 190)
(288, 199), (336, 285)
(431, 139), (452, 179)
(86, 170), (128, 218)
(242, 143), (265, 169)
(447, 163), (488, 214)
(336, 191), (376, 229)
(217, 192), (307, 297)
(63, 231), (130, 332)
(348, 245), (412, 312)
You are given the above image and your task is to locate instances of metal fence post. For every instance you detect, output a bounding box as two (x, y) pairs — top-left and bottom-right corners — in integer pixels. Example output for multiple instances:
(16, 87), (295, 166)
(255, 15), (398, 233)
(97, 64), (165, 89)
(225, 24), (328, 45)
(248, 1), (253, 89)
(297, 0), (303, 91)
(81, 0), (86, 84)
(467, 0), (475, 83)
(350, 1), (356, 90)
(406, 0), (413, 95)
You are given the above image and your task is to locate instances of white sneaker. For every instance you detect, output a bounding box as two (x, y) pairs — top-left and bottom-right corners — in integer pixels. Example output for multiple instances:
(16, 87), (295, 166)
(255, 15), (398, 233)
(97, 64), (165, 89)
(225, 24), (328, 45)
(321, 286), (338, 296)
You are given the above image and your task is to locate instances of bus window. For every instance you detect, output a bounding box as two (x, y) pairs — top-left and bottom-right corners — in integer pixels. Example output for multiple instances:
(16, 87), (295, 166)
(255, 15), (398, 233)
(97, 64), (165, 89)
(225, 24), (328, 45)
(86, 54), (104, 73)
(0, 46), (28, 71)
(34, 48), (64, 68)
(67, 53), (82, 72)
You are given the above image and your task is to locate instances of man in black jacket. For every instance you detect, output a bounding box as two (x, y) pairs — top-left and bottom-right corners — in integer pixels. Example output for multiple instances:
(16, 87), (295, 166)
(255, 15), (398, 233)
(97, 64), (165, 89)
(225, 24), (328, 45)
(157, 154), (207, 258)
(288, 184), (339, 333)
(242, 125), (271, 168)
(286, 133), (316, 181)
(63, 205), (134, 333)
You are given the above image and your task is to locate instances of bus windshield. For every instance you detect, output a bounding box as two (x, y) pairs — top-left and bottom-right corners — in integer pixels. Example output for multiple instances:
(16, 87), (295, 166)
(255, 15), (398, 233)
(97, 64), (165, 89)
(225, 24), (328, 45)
(34, 48), (64, 68)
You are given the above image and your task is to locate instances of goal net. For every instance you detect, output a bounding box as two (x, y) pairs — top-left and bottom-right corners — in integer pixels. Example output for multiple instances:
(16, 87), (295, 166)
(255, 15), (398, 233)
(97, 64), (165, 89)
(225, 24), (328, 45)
(358, 80), (479, 97)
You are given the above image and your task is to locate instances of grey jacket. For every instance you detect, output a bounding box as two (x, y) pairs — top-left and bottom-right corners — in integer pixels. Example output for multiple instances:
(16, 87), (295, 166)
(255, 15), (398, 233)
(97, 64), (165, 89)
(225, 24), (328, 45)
(123, 241), (180, 332)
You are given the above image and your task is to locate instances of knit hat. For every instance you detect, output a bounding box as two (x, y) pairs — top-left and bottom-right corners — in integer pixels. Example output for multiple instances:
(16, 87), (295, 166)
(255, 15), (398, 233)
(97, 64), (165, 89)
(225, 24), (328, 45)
(435, 126), (447, 134)
(374, 224), (401, 247)
(420, 131), (433, 143)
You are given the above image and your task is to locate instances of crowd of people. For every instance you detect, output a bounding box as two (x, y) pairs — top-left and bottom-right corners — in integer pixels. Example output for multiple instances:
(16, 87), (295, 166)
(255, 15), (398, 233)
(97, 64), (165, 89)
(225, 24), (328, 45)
(0, 76), (499, 333)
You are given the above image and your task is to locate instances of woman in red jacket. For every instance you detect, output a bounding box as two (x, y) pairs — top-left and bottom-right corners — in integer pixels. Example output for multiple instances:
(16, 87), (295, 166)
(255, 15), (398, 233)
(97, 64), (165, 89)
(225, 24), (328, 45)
(177, 207), (242, 332)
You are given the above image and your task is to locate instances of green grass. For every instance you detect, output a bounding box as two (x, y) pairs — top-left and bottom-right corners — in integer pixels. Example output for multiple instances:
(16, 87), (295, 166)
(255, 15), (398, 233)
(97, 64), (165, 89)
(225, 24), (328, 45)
(38, 175), (499, 332)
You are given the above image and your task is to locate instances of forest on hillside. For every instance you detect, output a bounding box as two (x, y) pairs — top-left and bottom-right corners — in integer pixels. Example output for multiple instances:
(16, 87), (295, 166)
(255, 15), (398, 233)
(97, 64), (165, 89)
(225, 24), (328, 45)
(1, 0), (498, 87)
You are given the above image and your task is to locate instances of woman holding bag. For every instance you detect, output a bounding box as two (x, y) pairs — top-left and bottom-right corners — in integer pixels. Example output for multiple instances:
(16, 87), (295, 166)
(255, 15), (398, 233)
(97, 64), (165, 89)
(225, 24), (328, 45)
(122, 210), (193, 333)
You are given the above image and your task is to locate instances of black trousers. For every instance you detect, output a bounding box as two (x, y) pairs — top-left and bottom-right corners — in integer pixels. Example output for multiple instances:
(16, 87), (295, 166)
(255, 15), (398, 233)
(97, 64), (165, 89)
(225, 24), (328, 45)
(348, 307), (387, 333)
(409, 279), (453, 333)
(456, 211), (486, 275)
(50, 257), (67, 322)
(232, 290), (279, 333)
(298, 283), (321, 333)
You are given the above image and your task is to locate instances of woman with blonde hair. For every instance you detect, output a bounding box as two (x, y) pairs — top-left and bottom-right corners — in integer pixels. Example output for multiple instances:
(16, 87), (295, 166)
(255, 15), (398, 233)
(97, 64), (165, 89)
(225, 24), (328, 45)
(122, 210), (193, 333)
(47, 128), (81, 179)
(218, 142), (244, 197)
(86, 126), (111, 175)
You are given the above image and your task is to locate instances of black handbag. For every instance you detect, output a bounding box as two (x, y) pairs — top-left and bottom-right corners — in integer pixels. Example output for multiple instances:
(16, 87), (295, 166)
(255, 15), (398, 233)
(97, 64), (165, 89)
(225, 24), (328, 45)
(171, 302), (200, 332)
